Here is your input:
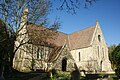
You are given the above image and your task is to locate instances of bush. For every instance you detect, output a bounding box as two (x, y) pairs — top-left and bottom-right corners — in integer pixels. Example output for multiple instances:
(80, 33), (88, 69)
(115, 65), (120, 78)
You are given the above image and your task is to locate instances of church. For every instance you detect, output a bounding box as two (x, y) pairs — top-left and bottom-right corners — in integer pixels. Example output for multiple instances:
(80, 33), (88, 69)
(13, 9), (112, 73)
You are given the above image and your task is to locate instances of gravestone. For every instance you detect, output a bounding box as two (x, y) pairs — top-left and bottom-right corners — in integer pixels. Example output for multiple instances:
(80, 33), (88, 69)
(71, 63), (80, 80)
(71, 69), (80, 80)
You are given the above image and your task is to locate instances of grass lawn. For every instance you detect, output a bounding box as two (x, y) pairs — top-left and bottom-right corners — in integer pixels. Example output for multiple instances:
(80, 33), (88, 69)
(4, 69), (119, 80)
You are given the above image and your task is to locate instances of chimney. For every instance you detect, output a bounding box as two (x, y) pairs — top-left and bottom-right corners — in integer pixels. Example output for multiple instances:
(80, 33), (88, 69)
(19, 8), (28, 32)
(21, 8), (28, 23)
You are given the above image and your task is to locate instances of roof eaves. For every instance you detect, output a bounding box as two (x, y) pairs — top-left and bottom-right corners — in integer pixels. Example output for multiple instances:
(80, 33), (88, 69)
(70, 45), (92, 51)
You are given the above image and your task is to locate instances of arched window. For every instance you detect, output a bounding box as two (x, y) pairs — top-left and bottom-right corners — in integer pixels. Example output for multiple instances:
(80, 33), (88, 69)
(98, 35), (101, 42)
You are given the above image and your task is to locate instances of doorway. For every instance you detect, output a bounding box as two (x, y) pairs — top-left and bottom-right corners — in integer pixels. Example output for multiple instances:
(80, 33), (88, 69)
(62, 58), (67, 71)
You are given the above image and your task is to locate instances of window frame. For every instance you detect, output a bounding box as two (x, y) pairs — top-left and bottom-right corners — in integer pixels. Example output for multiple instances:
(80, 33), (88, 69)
(98, 35), (101, 42)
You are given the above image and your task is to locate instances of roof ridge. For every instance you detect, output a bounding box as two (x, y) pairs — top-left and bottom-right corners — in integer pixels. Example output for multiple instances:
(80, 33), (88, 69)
(58, 31), (68, 35)
(28, 23), (68, 35)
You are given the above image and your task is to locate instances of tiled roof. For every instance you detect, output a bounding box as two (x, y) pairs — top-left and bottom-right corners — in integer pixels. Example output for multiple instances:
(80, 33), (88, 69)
(27, 24), (68, 47)
(69, 26), (96, 50)
(26, 24), (96, 62)
(27, 24), (96, 50)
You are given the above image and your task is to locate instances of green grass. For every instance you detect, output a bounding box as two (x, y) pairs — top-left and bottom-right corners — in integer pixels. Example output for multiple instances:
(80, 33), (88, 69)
(50, 72), (71, 80)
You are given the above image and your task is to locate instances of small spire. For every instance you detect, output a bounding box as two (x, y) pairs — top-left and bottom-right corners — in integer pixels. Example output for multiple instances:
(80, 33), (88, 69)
(96, 19), (98, 25)
(96, 19), (99, 27)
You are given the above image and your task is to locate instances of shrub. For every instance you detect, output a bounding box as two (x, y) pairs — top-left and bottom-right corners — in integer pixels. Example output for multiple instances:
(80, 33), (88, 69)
(115, 65), (120, 78)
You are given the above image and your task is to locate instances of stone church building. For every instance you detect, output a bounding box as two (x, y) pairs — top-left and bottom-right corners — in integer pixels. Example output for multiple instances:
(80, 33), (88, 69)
(13, 9), (112, 73)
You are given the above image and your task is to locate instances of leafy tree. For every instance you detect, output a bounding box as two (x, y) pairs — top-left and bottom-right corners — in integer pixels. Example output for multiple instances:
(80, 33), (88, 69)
(110, 44), (120, 78)
(108, 44), (117, 70)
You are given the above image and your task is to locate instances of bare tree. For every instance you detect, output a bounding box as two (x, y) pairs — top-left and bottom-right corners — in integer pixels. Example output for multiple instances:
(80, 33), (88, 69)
(0, 19), (8, 80)
(54, 0), (97, 14)
(13, 23), (60, 71)
(0, 0), (98, 79)
(13, 23), (64, 71)
(0, 0), (60, 78)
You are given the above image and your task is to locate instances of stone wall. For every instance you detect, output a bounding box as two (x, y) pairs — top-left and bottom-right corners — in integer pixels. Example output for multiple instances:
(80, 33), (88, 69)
(92, 24), (112, 72)
(53, 44), (75, 72)
(70, 24), (113, 73)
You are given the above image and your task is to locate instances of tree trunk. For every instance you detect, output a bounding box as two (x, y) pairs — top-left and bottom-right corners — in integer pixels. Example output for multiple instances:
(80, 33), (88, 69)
(9, 36), (16, 72)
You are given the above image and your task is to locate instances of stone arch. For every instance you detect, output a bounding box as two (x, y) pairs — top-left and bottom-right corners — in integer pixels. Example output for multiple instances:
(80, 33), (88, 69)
(62, 57), (67, 71)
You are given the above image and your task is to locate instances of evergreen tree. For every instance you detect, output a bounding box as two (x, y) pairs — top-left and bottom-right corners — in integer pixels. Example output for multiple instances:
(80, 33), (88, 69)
(111, 44), (120, 78)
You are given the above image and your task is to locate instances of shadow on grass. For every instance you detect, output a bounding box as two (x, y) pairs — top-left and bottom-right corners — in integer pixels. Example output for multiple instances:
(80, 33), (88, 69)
(82, 74), (119, 80)
(4, 68), (49, 80)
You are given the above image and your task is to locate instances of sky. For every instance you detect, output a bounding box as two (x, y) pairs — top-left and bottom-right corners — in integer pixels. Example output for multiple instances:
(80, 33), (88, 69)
(48, 0), (120, 46)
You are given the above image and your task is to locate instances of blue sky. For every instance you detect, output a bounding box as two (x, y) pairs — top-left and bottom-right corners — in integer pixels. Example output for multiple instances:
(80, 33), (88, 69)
(48, 0), (120, 46)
